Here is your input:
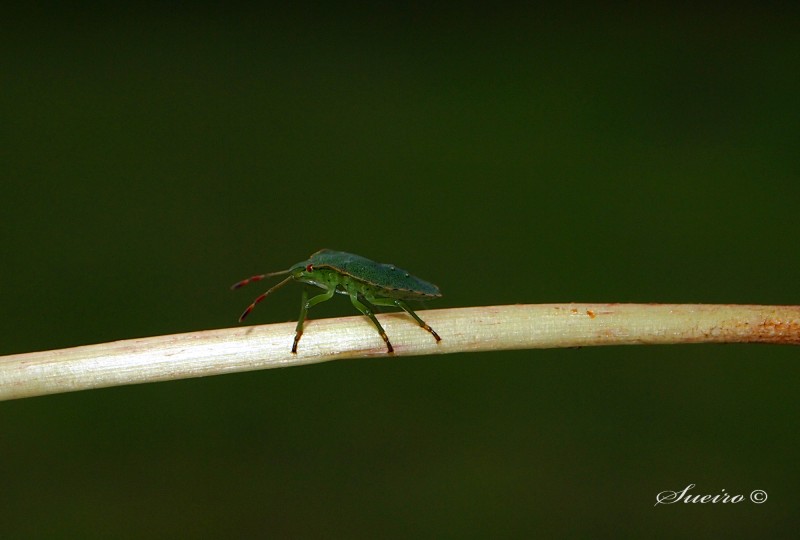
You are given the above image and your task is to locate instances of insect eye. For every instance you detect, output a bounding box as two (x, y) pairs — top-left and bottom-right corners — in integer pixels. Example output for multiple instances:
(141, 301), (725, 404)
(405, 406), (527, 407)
(305, 264), (314, 272)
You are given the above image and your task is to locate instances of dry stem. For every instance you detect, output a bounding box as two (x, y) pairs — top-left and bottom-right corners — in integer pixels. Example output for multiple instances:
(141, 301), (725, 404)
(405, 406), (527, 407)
(1, 303), (798, 401)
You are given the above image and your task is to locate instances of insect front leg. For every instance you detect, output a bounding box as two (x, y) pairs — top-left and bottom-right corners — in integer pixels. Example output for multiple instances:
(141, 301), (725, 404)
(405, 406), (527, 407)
(293, 287), (336, 353)
(349, 293), (394, 353)
(368, 297), (441, 342)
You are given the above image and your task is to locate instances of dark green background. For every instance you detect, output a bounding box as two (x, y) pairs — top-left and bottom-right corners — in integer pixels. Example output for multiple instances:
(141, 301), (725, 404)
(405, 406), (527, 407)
(2, 4), (798, 537)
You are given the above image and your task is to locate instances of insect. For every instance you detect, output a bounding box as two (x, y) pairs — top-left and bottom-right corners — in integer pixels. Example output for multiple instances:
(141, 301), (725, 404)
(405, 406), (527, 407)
(232, 249), (442, 353)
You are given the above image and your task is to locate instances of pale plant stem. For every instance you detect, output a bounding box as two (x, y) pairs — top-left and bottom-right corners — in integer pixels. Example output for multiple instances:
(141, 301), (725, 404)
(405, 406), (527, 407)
(1, 303), (798, 401)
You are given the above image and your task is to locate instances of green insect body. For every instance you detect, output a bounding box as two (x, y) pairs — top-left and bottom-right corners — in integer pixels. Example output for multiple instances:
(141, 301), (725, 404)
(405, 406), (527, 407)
(232, 249), (442, 353)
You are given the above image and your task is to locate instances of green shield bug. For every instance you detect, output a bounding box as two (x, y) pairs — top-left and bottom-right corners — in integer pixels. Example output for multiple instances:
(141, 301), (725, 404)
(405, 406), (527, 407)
(232, 249), (442, 353)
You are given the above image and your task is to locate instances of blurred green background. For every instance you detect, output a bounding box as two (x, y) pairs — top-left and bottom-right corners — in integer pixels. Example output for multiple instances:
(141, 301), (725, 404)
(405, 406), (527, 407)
(2, 3), (799, 537)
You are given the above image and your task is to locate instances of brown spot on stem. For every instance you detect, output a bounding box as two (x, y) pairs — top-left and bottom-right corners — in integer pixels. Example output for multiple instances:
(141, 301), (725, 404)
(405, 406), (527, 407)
(752, 318), (800, 344)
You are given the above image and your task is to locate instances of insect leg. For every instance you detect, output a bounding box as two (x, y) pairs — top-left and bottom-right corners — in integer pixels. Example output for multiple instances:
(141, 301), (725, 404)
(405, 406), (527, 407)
(360, 296), (382, 313)
(369, 297), (441, 342)
(349, 293), (394, 353)
(292, 287), (336, 353)
(293, 288), (308, 353)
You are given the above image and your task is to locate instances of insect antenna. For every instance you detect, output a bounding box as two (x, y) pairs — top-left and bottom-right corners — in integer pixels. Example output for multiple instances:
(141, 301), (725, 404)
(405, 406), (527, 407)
(230, 269), (291, 290)
(238, 275), (295, 322)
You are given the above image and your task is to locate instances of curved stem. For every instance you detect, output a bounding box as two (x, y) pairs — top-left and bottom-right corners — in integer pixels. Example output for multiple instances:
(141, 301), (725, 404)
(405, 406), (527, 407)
(1, 303), (798, 401)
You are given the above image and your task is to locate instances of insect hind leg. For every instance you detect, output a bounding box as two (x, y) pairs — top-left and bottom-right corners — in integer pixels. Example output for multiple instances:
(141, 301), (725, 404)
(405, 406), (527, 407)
(368, 297), (441, 342)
